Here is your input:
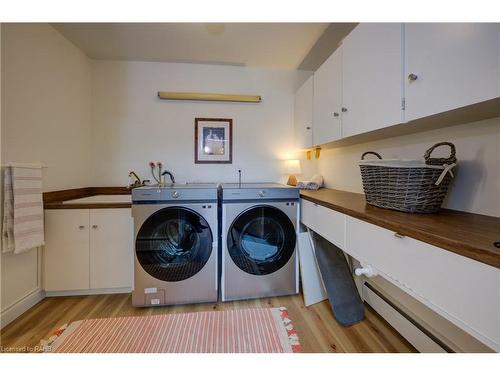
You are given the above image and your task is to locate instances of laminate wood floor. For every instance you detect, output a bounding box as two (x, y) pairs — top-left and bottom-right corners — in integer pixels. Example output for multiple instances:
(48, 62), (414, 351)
(1, 293), (416, 353)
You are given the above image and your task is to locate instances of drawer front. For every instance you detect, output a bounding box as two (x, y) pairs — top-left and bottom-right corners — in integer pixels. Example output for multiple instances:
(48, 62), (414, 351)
(301, 199), (346, 249)
(346, 216), (499, 351)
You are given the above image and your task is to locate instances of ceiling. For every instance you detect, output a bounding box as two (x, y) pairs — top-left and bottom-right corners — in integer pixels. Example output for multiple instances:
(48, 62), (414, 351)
(298, 23), (357, 70)
(53, 23), (332, 69)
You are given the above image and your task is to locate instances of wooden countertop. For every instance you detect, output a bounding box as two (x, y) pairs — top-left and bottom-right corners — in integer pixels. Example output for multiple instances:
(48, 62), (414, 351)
(300, 188), (500, 269)
(43, 186), (500, 268)
(43, 187), (131, 209)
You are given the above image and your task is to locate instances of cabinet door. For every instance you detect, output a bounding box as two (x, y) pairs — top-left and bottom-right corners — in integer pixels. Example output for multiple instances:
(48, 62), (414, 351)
(346, 217), (500, 351)
(294, 76), (314, 149)
(89, 209), (133, 289)
(342, 23), (403, 137)
(405, 23), (500, 122)
(313, 45), (342, 146)
(44, 209), (90, 291)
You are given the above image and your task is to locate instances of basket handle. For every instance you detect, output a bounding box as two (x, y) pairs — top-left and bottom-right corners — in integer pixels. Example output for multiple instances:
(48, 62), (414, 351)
(424, 142), (457, 165)
(361, 151), (382, 160)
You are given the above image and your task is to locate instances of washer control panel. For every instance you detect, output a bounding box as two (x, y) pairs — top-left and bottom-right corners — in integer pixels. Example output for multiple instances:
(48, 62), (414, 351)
(132, 185), (218, 202)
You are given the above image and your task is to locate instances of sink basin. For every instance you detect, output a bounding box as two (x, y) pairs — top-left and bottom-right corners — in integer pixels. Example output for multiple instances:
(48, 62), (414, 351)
(63, 195), (131, 204)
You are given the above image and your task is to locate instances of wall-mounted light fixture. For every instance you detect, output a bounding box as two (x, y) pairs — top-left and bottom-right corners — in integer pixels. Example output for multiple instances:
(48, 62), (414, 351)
(158, 91), (261, 103)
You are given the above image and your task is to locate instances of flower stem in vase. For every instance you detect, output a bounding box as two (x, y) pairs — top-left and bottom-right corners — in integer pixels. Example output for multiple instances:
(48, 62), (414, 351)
(157, 162), (163, 186)
(149, 161), (160, 184)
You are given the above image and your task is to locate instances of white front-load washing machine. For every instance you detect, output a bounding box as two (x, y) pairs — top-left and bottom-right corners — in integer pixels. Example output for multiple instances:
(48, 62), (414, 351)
(132, 184), (218, 306)
(221, 183), (299, 302)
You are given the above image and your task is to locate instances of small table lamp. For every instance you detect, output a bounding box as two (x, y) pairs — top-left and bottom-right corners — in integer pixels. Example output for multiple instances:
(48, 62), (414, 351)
(284, 159), (302, 186)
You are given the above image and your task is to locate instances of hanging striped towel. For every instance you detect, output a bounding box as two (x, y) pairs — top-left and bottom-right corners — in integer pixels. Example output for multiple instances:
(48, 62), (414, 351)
(2, 164), (45, 254)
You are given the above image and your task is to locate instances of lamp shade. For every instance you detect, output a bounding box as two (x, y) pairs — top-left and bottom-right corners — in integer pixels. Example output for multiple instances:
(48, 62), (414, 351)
(284, 159), (302, 175)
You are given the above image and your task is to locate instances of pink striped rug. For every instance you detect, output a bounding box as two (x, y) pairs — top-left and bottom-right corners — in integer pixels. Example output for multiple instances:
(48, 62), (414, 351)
(42, 307), (301, 353)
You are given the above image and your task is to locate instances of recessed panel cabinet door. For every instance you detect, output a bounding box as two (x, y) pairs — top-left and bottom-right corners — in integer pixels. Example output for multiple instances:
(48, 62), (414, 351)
(90, 209), (134, 289)
(313, 45), (342, 146)
(342, 23), (403, 138)
(294, 75), (314, 149)
(405, 23), (500, 122)
(44, 209), (90, 291)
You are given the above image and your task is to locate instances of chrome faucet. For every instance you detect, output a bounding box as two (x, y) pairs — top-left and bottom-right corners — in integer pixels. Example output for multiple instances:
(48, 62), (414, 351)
(128, 171), (142, 188)
(161, 170), (175, 184)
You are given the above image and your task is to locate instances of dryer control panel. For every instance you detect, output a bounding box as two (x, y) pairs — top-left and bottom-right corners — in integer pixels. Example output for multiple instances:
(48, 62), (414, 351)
(222, 183), (299, 201)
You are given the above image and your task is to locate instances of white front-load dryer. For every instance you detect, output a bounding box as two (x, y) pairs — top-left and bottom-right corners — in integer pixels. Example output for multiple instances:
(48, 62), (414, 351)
(221, 183), (299, 302)
(132, 184), (218, 306)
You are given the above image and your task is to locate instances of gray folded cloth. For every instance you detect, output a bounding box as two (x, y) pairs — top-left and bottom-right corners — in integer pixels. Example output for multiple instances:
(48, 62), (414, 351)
(296, 174), (323, 190)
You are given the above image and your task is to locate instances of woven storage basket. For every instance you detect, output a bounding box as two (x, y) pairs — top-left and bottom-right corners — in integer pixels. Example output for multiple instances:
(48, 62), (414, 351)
(359, 142), (457, 213)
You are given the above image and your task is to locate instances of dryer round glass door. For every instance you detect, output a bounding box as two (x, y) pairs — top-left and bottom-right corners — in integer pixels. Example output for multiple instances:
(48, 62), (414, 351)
(136, 207), (213, 282)
(227, 205), (296, 275)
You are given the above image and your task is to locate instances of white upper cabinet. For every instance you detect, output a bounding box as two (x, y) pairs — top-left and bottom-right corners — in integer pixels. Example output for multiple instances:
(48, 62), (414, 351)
(313, 45), (342, 146)
(306, 23), (499, 146)
(294, 75), (314, 149)
(342, 23), (404, 138)
(404, 23), (500, 122)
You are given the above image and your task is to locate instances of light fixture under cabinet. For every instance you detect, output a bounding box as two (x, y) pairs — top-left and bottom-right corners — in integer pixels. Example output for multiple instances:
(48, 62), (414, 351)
(157, 91), (261, 103)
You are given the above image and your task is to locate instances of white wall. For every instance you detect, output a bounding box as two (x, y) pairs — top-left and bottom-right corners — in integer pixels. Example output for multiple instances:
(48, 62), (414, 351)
(90, 60), (306, 186)
(314, 117), (500, 217)
(1, 24), (92, 314)
(1, 23), (92, 192)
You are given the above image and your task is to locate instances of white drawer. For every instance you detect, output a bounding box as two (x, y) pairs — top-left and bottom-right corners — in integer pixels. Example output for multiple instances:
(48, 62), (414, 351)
(300, 199), (346, 249)
(346, 216), (500, 351)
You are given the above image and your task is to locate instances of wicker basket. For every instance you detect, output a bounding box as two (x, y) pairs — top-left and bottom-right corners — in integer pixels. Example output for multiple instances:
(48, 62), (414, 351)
(359, 142), (457, 213)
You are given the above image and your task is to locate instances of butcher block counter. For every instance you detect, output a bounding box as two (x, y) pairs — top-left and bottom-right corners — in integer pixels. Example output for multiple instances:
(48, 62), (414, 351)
(43, 187), (131, 209)
(42, 186), (499, 268)
(300, 188), (500, 269)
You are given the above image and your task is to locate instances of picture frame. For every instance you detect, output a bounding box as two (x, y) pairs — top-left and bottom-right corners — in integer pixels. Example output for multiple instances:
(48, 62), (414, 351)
(194, 118), (233, 164)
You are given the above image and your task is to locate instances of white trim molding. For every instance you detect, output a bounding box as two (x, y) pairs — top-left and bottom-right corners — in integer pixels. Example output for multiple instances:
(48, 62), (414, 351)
(45, 287), (131, 297)
(0, 288), (45, 329)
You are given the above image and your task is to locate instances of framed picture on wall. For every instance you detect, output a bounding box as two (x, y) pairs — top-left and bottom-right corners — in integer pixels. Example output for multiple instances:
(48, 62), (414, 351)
(194, 118), (233, 164)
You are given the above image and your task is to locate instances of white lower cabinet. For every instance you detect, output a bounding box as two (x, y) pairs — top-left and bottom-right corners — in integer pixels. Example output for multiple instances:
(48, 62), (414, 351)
(300, 199), (346, 249)
(300, 199), (499, 351)
(44, 208), (134, 293)
(345, 216), (499, 351)
(44, 209), (90, 291)
(89, 209), (134, 289)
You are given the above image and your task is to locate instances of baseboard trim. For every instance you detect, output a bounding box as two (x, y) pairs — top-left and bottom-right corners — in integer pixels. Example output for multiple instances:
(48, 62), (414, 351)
(1, 288), (46, 329)
(45, 287), (132, 297)
(363, 282), (450, 353)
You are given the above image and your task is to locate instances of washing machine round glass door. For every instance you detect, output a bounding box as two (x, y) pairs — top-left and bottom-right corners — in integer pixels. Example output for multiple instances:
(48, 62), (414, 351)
(227, 205), (296, 275)
(135, 207), (213, 282)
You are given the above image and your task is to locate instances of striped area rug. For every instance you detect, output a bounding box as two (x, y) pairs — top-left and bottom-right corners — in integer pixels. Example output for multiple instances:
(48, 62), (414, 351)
(43, 307), (301, 353)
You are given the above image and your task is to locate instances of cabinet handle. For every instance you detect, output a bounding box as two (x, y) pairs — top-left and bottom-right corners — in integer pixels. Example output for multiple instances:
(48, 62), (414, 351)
(341, 107), (348, 113)
(92, 225), (98, 229)
(394, 232), (405, 239)
(408, 73), (418, 82)
(333, 112), (339, 117)
(78, 225), (85, 230)
(306, 126), (311, 130)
